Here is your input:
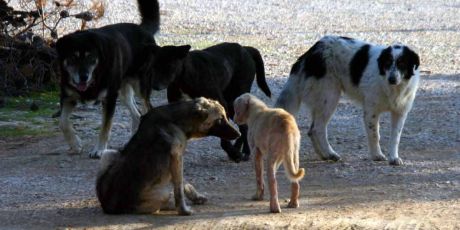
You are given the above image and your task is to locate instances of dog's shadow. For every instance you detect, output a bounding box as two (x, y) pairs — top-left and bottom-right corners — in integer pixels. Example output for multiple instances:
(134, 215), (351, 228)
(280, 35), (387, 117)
(0, 202), (274, 229)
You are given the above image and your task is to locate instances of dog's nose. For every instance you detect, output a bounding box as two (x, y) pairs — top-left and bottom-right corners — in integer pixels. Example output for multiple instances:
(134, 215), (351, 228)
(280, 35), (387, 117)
(388, 77), (397, 85)
(80, 72), (89, 82)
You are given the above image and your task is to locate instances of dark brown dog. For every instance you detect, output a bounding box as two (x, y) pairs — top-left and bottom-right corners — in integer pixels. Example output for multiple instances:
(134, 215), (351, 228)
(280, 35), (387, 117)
(96, 98), (240, 215)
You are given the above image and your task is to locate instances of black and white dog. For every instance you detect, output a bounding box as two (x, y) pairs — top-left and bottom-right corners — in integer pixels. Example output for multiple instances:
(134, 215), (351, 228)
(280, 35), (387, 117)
(56, 0), (170, 158)
(142, 43), (272, 162)
(276, 36), (420, 165)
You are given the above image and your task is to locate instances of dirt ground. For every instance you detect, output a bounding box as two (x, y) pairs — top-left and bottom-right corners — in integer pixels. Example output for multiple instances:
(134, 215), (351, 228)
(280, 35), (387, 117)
(1, 0), (459, 229)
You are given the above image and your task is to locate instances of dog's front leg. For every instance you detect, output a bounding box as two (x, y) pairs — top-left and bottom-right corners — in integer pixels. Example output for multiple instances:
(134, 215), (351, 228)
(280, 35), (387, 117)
(170, 150), (192, 215)
(59, 99), (82, 154)
(363, 108), (387, 161)
(120, 84), (141, 133)
(90, 94), (117, 159)
(388, 112), (407, 166)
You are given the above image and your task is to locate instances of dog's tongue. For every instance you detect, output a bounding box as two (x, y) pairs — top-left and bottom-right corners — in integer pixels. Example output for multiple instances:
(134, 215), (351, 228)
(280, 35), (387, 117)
(76, 83), (88, 92)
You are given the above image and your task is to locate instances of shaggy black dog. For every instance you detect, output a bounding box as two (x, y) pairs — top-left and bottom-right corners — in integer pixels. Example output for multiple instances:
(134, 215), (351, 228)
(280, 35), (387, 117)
(96, 98), (240, 215)
(141, 42), (272, 162)
(56, 0), (173, 158)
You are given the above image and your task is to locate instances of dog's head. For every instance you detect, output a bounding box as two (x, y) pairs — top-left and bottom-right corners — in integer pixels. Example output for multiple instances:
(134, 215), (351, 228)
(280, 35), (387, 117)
(142, 44), (191, 91)
(377, 45), (420, 86)
(190, 97), (240, 140)
(56, 31), (103, 92)
(233, 93), (265, 125)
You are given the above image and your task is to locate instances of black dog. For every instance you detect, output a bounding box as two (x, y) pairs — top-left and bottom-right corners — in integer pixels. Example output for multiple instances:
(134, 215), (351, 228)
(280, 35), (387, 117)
(56, 0), (172, 158)
(141, 42), (272, 162)
(96, 98), (240, 215)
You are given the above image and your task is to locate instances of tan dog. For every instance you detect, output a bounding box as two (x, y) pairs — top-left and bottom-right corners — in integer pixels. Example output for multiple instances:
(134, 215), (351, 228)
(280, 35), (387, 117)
(234, 93), (305, 213)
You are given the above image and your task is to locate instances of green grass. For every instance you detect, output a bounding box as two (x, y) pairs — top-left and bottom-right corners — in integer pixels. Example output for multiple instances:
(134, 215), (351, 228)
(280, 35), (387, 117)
(0, 90), (60, 138)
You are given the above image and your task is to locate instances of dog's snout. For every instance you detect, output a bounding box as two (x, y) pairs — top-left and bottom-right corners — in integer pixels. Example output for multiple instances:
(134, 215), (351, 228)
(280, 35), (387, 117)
(208, 119), (241, 140)
(79, 72), (90, 82)
(388, 77), (397, 85)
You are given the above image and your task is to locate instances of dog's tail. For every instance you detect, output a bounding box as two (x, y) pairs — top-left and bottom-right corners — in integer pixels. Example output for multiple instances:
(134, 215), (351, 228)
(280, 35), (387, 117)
(274, 59), (307, 116)
(244, 46), (271, 98)
(283, 135), (305, 182)
(138, 0), (160, 35)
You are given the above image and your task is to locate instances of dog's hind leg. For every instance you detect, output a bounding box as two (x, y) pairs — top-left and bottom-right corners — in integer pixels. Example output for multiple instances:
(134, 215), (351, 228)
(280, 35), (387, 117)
(388, 111), (408, 165)
(90, 93), (117, 159)
(59, 99), (82, 154)
(307, 80), (341, 161)
(184, 183), (207, 205)
(252, 147), (264, 201)
(120, 84), (141, 133)
(267, 154), (282, 213)
(99, 149), (120, 172)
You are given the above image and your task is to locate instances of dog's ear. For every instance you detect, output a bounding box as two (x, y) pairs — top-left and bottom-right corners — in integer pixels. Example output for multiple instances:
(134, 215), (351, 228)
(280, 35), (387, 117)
(377, 46), (393, 75)
(192, 99), (210, 122)
(191, 108), (209, 123)
(402, 46), (420, 78)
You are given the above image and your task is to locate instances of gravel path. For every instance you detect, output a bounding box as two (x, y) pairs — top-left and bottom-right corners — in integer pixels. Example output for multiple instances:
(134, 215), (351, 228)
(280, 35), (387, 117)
(1, 0), (459, 229)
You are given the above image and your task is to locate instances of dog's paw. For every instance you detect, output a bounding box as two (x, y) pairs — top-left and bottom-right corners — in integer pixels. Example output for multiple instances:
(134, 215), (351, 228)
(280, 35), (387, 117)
(371, 154), (387, 161)
(287, 199), (299, 208)
(68, 146), (83, 155)
(178, 206), (193, 216)
(88, 150), (104, 159)
(241, 153), (250, 162)
(252, 193), (264, 201)
(191, 195), (207, 205)
(322, 153), (341, 162)
(389, 157), (404, 166)
(270, 203), (281, 213)
(227, 152), (243, 163)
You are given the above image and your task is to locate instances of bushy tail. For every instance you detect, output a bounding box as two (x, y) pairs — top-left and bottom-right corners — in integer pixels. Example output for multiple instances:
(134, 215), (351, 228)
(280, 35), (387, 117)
(138, 0), (160, 35)
(274, 63), (306, 116)
(244, 46), (271, 98)
(283, 136), (305, 182)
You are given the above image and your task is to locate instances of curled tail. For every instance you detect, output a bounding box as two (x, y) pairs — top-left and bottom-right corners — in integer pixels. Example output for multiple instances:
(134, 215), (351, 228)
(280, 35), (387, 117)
(283, 135), (305, 182)
(244, 46), (271, 98)
(138, 0), (160, 35)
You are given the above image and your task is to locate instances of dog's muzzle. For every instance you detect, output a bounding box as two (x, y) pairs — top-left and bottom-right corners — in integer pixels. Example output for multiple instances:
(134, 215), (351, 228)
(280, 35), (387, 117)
(388, 77), (397, 85)
(208, 119), (241, 140)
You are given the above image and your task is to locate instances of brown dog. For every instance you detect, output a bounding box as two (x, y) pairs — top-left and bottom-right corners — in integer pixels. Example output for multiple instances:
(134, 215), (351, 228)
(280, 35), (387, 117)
(96, 97), (240, 215)
(234, 93), (305, 213)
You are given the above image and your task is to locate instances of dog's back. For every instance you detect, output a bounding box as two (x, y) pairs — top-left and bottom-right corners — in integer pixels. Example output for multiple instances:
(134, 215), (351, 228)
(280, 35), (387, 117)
(96, 103), (190, 214)
(96, 124), (177, 214)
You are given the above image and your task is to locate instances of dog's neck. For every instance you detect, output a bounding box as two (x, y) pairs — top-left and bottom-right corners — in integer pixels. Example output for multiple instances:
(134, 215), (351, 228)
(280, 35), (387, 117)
(246, 103), (267, 124)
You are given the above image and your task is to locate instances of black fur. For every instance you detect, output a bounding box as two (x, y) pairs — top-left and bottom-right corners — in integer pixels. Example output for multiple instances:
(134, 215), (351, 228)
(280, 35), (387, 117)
(349, 44), (370, 86)
(96, 99), (240, 214)
(138, 0), (160, 34)
(400, 46), (420, 79)
(294, 41), (326, 79)
(377, 46), (393, 75)
(146, 42), (272, 162)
